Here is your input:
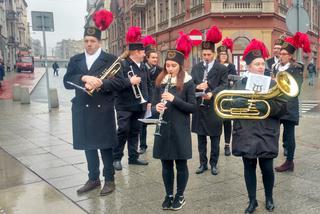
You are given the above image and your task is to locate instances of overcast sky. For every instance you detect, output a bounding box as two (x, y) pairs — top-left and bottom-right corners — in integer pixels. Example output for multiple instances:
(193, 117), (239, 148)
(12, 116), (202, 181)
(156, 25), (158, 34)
(26, 0), (87, 54)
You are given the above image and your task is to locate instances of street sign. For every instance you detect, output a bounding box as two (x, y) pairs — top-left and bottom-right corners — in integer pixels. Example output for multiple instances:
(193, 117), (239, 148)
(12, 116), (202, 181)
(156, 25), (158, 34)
(31, 11), (54, 32)
(285, 6), (310, 34)
(189, 29), (202, 46)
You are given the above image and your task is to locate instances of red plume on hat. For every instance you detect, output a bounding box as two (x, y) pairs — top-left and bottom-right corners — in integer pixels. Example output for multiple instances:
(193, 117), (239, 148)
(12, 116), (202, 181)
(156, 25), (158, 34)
(176, 32), (193, 59)
(242, 39), (269, 61)
(294, 32), (311, 53)
(222, 37), (233, 53)
(93, 9), (113, 31)
(126, 26), (142, 44)
(142, 35), (157, 47)
(206, 26), (222, 43)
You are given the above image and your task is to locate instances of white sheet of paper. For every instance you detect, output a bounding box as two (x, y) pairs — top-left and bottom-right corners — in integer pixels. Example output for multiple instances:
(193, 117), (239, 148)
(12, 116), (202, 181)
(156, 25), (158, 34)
(144, 109), (152, 118)
(245, 73), (271, 93)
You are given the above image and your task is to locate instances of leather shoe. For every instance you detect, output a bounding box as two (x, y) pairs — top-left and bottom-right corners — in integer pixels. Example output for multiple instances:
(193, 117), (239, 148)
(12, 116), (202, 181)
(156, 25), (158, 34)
(265, 198), (274, 212)
(224, 145), (231, 156)
(128, 159), (149, 165)
(138, 148), (147, 154)
(245, 200), (258, 214)
(113, 160), (122, 171)
(275, 160), (294, 172)
(211, 165), (218, 175)
(77, 180), (101, 194)
(100, 181), (115, 196)
(196, 165), (208, 174)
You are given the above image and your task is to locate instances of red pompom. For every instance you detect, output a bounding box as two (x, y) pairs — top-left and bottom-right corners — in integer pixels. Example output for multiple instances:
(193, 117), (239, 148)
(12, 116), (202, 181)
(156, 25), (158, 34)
(206, 26), (222, 43)
(176, 32), (193, 59)
(93, 10), (113, 31)
(142, 35), (156, 47)
(294, 32), (311, 53)
(242, 39), (269, 61)
(126, 26), (142, 44)
(222, 37), (233, 53)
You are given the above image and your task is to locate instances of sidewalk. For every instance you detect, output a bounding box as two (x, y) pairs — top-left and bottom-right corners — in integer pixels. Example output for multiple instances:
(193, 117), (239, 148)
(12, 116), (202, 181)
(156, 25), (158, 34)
(0, 70), (320, 213)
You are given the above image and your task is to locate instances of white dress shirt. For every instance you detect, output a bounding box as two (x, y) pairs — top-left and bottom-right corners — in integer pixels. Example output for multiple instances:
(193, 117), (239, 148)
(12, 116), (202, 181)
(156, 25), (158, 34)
(85, 48), (102, 70)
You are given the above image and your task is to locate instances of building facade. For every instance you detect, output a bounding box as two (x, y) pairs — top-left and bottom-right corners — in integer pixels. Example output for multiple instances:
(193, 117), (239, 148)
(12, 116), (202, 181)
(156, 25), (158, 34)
(108, 0), (320, 72)
(54, 39), (83, 60)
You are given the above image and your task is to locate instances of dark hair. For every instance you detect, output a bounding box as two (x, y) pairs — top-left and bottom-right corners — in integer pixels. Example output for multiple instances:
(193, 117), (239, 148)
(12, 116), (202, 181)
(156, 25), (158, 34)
(216, 52), (230, 64)
(146, 50), (157, 58)
(156, 62), (185, 92)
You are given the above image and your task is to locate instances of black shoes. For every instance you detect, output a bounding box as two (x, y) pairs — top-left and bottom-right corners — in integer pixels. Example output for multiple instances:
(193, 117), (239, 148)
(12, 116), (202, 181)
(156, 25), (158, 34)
(100, 181), (115, 196)
(224, 145), (231, 156)
(245, 200), (258, 214)
(113, 160), (122, 171)
(211, 165), (218, 175)
(171, 195), (186, 211)
(196, 164), (208, 174)
(138, 148), (147, 154)
(265, 198), (274, 212)
(162, 195), (174, 210)
(128, 159), (149, 165)
(77, 180), (101, 194)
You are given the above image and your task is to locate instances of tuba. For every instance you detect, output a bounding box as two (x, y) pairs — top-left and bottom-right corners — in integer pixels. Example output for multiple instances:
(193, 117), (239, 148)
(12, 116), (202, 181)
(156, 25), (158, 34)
(214, 71), (299, 120)
(87, 51), (128, 95)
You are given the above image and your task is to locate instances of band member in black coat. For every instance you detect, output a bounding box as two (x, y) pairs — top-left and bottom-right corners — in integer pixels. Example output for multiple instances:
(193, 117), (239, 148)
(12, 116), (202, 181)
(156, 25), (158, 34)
(274, 32), (311, 172)
(191, 26), (228, 175)
(228, 39), (287, 213)
(63, 11), (123, 196)
(266, 38), (284, 73)
(113, 26), (152, 171)
(216, 37), (237, 156)
(138, 35), (162, 154)
(153, 33), (196, 211)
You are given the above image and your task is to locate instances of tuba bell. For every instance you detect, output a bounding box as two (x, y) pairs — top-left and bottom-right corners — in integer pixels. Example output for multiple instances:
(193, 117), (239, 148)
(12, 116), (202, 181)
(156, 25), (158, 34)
(214, 71), (299, 120)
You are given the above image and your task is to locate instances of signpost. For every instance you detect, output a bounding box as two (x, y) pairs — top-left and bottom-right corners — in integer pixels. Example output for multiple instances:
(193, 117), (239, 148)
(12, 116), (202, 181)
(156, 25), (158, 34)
(31, 11), (54, 111)
(189, 29), (203, 46)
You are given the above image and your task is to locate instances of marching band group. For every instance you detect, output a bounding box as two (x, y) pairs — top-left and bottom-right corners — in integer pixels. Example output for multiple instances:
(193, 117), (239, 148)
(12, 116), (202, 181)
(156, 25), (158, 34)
(63, 10), (310, 213)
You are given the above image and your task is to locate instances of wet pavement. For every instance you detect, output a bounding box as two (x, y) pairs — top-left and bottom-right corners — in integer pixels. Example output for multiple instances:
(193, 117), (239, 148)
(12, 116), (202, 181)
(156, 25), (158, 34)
(0, 68), (320, 213)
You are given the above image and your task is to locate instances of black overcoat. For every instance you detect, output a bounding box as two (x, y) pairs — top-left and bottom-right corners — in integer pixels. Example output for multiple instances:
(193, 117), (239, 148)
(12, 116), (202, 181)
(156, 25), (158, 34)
(63, 51), (125, 150)
(153, 74), (196, 160)
(191, 61), (228, 136)
(232, 78), (287, 159)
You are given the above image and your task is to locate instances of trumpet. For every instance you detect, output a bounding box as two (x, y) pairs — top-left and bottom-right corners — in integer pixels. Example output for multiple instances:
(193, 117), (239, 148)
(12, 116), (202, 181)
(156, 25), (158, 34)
(214, 71), (299, 120)
(128, 65), (147, 104)
(154, 75), (172, 136)
(87, 51), (128, 95)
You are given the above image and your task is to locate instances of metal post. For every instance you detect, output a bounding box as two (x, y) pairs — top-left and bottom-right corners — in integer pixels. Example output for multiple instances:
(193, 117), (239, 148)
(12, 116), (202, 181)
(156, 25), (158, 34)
(297, 0), (302, 62)
(41, 15), (51, 111)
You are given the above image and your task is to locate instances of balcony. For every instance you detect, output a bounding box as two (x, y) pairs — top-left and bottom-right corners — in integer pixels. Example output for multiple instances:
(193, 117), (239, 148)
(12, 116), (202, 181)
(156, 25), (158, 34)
(131, 0), (146, 10)
(171, 13), (186, 27)
(278, 3), (288, 17)
(190, 3), (204, 18)
(222, 0), (263, 13)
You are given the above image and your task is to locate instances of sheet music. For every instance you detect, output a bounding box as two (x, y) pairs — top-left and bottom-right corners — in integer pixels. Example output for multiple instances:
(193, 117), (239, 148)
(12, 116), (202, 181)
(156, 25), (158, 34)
(245, 73), (271, 93)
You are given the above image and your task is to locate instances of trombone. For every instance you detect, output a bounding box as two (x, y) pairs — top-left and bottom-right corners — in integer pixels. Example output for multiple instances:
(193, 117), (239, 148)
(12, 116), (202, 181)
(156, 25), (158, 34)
(128, 65), (147, 104)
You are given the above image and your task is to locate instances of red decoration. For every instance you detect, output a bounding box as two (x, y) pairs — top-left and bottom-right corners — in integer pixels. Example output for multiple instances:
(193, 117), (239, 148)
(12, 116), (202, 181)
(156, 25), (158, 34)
(142, 35), (156, 47)
(93, 9), (113, 31)
(176, 32), (193, 59)
(242, 39), (269, 61)
(125, 26), (142, 44)
(206, 26), (222, 44)
(222, 37), (234, 53)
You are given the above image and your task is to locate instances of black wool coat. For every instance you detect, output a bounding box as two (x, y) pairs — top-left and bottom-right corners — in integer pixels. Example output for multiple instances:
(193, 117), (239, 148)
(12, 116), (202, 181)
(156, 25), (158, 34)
(63, 51), (125, 150)
(115, 58), (152, 112)
(191, 61), (228, 136)
(153, 74), (196, 160)
(232, 78), (287, 159)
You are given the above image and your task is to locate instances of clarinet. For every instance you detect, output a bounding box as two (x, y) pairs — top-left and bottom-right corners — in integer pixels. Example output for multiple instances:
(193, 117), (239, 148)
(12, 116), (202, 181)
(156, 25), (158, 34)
(200, 60), (209, 106)
(154, 75), (172, 136)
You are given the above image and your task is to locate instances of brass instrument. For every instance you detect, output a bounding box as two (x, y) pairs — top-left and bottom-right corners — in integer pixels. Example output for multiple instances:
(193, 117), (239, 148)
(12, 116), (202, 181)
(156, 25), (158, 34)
(154, 75), (172, 136)
(214, 71), (299, 120)
(200, 60), (209, 106)
(128, 65), (147, 104)
(87, 51), (128, 95)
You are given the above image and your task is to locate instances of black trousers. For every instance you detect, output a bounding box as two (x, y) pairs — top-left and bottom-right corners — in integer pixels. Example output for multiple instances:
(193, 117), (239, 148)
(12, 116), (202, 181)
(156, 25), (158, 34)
(114, 110), (144, 161)
(139, 123), (147, 150)
(197, 135), (220, 167)
(223, 119), (232, 145)
(282, 120), (296, 161)
(85, 148), (114, 182)
(161, 160), (189, 197)
(242, 157), (274, 200)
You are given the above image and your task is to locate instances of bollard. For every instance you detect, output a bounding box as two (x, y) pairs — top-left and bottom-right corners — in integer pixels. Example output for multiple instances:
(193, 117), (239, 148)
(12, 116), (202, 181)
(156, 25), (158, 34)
(12, 84), (21, 101)
(49, 88), (59, 108)
(20, 86), (30, 104)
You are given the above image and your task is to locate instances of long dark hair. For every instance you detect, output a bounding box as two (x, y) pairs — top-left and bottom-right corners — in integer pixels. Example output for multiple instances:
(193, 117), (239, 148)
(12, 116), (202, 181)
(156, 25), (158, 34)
(156, 62), (185, 92)
(217, 51), (230, 64)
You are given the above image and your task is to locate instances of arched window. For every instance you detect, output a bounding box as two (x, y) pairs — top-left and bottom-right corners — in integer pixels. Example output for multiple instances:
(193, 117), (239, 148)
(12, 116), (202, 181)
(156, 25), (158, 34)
(232, 37), (250, 74)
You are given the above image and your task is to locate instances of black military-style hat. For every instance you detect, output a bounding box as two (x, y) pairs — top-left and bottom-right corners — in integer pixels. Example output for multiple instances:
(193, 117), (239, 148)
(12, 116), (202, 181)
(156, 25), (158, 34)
(84, 27), (101, 40)
(281, 41), (296, 54)
(145, 44), (156, 54)
(165, 50), (185, 65)
(217, 45), (228, 54)
(201, 41), (215, 51)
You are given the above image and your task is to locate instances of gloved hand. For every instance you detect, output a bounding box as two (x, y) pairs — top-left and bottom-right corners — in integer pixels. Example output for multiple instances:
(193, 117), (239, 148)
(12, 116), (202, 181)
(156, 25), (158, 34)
(255, 102), (268, 114)
(230, 97), (248, 108)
